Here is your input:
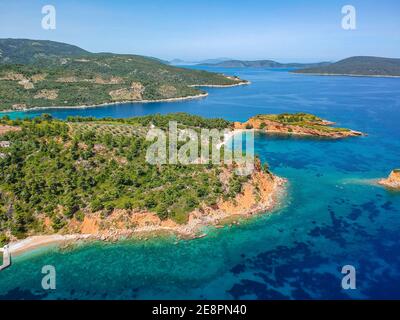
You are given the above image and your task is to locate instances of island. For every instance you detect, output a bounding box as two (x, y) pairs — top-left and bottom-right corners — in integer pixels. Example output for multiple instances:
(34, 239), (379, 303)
(0, 39), (248, 111)
(378, 170), (400, 190)
(234, 113), (364, 138)
(293, 56), (400, 77)
(0, 113), (285, 255)
(198, 59), (330, 68)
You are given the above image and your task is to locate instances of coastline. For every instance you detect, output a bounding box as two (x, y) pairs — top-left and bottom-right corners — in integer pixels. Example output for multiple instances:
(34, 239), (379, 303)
(216, 128), (252, 149)
(292, 72), (400, 79)
(189, 80), (251, 88)
(6, 172), (287, 258)
(256, 128), (364, 138)
(0, 92), (210, 114)
(235, 126), (364, 139)
(0, 80), (250, 114)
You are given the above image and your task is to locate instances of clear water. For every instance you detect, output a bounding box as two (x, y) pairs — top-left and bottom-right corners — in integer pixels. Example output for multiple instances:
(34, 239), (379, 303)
(1, 68), (399, 300)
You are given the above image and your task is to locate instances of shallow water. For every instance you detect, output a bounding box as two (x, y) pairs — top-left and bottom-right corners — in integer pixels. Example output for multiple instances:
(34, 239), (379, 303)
(1, 68), (400, 299)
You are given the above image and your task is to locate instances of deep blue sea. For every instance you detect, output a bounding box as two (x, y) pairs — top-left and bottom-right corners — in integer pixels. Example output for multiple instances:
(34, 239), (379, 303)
(1, 67), (399, 300)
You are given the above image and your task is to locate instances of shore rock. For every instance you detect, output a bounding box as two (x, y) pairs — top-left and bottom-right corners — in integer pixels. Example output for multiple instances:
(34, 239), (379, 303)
(379, 169), (400, 190)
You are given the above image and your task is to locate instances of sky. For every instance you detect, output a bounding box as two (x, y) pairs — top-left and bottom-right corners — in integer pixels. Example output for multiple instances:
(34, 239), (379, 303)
(0, 0), (399, 62)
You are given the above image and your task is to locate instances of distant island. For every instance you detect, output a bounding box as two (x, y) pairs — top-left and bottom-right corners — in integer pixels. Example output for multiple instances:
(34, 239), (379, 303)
(0, 39), (248, 111)
(293, 56), (400, 77)
(197, 59), (331, 68)
(170, 58), (232, 66)
(234, 113), (364, 138)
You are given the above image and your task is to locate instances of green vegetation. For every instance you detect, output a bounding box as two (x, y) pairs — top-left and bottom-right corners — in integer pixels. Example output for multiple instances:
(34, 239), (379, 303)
(66, 113), (231, 130)
(294, 56), (400, 77)
(0, 39), (245, 111)
(255, 113), (351, 133)
(0, 39), (90, 65)
(0, 113), (245, 239)
(256, 113), (324, 124)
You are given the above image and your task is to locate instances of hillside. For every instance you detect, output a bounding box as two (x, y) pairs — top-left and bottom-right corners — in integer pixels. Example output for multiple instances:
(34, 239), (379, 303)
(0, 113), (282, 243)
(0, 39), (90, 65)
(198, 59), (330, 68)
(0, 39), (247, 111)
(293, 56), (400, 77)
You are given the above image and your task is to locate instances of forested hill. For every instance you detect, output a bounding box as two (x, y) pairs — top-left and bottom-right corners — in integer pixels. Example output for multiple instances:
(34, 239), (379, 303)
(0, 39), (246, 111)
(0, 39), (90, 64)
(293, 56), (400, 77)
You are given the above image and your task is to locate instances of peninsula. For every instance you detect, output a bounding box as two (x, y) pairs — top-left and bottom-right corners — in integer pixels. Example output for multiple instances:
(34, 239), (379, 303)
(234, 113), (364, 138)
(294, 56), (400, 77)
(0, 113), (285, 254)
(0, 39), (248, 111)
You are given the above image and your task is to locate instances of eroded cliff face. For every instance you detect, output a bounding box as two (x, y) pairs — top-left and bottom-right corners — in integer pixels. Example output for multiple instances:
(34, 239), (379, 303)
(59, 159), (286, 240)
(234, 117), (363, 138)
(379, 170), (400, 190)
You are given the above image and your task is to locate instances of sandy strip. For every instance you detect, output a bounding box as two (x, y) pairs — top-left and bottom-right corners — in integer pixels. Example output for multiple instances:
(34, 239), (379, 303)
(0, 81), (249, 114)
(8, 234), (93, 256)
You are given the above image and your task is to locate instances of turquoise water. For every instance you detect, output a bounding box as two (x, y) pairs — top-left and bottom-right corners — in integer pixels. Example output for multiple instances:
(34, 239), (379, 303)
(1, 68), (400, 299)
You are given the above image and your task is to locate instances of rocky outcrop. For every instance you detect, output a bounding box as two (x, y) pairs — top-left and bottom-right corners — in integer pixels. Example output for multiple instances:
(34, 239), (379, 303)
(62, 159), (286, 240)
(109, 82), (145, 101)
(34, 89), (59, 100)
(94, 76), (123, 84)
(234, 115), (364, 138)
(379, 170), (400, 190)
(0, 125), (21, 135)
(158, 85), (178, 98)
(56, 76), (78, 83)
(11, 104), (27, 110)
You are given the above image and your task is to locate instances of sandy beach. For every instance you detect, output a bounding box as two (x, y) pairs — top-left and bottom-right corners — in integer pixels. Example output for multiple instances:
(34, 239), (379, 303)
(5, 173), (286, 258)
(216, 129), (249, 149)
(7, 234), (93, 256)
(0, 80), (250, 114)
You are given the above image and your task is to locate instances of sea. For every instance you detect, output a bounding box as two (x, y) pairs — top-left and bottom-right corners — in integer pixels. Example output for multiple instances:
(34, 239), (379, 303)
(0, 67), (399, 299)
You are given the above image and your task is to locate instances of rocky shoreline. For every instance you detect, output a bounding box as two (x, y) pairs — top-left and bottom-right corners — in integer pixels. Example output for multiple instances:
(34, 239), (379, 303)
(189, 80), (251, 88)
(378, 169), (400, 190)
(7, 162), (286, 257)
(234, 115), (364, 139)
(0, 78), (249, 114)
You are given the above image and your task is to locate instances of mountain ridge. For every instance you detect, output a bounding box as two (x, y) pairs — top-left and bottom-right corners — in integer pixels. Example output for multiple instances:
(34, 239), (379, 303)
(293, 56), (400, 77)
(197, 59), (331, 68)
(0, 39), (247, 111)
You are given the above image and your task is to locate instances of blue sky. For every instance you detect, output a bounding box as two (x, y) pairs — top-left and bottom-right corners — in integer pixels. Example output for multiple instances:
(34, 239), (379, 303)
(0, 0), (399, 61)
